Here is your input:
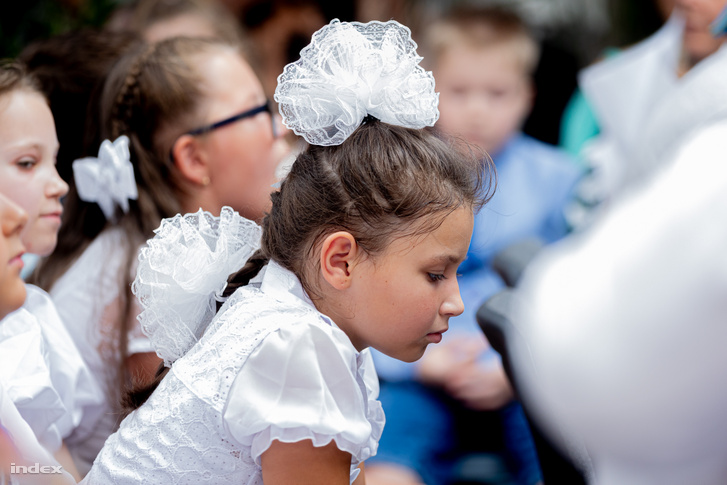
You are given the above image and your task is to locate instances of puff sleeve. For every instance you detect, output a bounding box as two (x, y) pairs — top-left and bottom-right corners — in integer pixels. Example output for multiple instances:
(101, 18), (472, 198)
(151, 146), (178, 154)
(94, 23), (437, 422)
(223, 319), (384, 481)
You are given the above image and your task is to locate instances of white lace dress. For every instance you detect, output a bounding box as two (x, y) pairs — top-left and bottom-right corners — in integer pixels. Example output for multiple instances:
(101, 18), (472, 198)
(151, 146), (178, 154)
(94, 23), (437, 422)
(82, 261), (385, 484)
(49, 227), (154, 474)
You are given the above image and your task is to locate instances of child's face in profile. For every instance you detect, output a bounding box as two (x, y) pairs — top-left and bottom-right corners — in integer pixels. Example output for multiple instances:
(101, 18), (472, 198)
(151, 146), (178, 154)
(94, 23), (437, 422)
(0, 90), (67, 257)
(0, 193), (27, 318)
(435, 45), (533, 157)
(341, 206), (473, 363)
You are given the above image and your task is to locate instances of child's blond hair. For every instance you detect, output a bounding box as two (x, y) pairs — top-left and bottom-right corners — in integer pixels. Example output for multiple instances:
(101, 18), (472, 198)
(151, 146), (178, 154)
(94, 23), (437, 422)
(420, 5), (540, 76)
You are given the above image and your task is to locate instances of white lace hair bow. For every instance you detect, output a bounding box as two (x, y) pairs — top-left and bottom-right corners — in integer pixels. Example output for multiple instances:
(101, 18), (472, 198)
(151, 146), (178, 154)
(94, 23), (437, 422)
(132, 207), (262, 367)
(72, 135), (138, 220)
(274, 19), (439, 146)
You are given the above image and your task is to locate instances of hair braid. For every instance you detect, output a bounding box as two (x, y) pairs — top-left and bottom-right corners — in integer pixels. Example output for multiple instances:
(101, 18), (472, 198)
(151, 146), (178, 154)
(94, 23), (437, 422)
(110, 44), (156, 138)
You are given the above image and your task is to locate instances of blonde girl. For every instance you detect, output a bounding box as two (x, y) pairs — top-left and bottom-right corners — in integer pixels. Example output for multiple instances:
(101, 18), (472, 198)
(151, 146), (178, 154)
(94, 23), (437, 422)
(0, 61), (103, 480)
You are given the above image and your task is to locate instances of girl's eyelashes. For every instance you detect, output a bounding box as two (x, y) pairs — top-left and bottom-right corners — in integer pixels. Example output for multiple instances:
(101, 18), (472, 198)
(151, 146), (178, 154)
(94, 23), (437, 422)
(427, 273), (446, 283)
(16, 157), (37, 170)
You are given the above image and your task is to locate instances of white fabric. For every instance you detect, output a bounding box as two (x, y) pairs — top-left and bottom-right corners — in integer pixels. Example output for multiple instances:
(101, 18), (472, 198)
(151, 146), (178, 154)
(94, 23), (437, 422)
(0, 312), (65, 453)
(516, 120), (727, 484)
(578, 14), (681, 197)
(22, 286), (105, 447)
(275, 19), (439, 146)
(49, 227), (152, 474)
(83, 260), (384, 484)
(133, 207), (262, 367)
(72, 136), (138, 220)
(579, 12), (727, 199)
(634, 42), (727, 177)
(0, 285), (103, 457)
(0, 383), (77, 485)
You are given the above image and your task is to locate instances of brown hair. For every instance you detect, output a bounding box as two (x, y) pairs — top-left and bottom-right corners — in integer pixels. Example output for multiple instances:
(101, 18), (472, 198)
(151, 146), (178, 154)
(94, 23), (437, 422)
(0, 60), (43, 102)
(19, 28), (142, 185)
(420, 5), (540, 76)
(124, 119), (495, 414)
(33, 37), (247, 409)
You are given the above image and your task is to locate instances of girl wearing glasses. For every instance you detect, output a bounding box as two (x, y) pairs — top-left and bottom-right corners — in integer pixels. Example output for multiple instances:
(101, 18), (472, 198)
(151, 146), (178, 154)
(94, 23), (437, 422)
(32, 36), (288, 473)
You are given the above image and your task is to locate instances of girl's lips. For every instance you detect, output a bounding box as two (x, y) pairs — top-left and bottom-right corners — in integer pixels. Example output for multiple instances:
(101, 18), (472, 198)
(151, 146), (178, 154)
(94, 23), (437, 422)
(427, 331), (444, 344)
(9, 253), (24, 269)
(41, 212), (63, 224)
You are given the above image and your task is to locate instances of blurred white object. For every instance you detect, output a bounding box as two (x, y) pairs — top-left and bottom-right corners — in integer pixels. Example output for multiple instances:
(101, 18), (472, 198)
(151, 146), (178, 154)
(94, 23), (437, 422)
(72, 136), (138, 220)
(515, 119), (727, 484)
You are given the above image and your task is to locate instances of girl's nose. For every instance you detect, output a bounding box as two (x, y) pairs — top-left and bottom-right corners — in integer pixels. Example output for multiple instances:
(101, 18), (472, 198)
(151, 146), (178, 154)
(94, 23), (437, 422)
(47, 169), (69, 199)
(441, 283), (465, 317)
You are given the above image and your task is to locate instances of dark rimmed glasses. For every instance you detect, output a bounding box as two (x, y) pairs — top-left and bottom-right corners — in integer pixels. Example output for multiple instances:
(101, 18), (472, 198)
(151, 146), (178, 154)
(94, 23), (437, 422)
(185, 101), (274, 136)
(170, 100), (278, 162)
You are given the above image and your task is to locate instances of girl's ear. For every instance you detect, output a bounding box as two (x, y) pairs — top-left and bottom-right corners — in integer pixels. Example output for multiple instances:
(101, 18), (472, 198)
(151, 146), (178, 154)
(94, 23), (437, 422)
(319, 231), (358, 290)
(171, 134), (210, 186)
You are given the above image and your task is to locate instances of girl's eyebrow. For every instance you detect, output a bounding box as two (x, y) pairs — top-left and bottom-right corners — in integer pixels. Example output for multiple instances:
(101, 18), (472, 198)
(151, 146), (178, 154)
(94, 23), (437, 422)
(4, 140), (60, 154)
(3, 140), (45, 151)
(426, 253), (464, 265)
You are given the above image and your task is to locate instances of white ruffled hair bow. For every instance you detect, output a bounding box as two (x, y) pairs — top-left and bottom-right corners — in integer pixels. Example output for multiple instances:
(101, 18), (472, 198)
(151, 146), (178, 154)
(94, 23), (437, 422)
(72, 135), (138, 220)
(274, 19), (439, 146)
(133, 207), (262, 367)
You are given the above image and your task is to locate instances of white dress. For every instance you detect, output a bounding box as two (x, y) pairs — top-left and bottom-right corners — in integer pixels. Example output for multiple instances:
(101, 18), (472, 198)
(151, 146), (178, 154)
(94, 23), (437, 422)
(49, 227), (154, 473)
(578, 12), (727, 199)
(0, 382), (77, 485)
(0, 285), (103, 457)
(82, 261), (385, 484)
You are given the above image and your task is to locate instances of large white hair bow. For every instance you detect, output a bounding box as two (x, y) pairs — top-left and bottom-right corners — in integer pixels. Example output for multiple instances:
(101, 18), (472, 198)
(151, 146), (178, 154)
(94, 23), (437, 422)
(132, 207), (262, 367)
(72, 135), (138, 220)
(274, 19), (439, 146)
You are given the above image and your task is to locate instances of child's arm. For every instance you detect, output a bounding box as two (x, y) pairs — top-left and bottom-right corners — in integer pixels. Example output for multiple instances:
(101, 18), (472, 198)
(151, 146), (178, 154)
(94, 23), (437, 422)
(54, 442), (80, 481)
(261, 439), (353, 484)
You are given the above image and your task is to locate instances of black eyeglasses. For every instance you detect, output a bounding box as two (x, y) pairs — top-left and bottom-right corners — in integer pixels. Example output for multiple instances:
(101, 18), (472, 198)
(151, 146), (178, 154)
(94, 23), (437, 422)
(170, 100), (278, 162)
(185, 101), (274, 136)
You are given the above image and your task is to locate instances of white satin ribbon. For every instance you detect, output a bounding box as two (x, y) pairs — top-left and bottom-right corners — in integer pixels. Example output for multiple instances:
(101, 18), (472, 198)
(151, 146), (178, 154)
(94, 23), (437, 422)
(72, 135), (138, 220)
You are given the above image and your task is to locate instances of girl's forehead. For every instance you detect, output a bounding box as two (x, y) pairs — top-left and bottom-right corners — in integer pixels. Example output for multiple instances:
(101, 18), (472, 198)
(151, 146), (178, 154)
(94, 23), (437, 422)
(0, 90), (57, 151)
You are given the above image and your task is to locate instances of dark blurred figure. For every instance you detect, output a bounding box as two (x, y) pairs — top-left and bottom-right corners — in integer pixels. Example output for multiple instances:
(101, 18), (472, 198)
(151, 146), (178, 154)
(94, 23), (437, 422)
(106, 0), (246, 45)
(19, 28), (142, 186)
(237, 0), (356, 97)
